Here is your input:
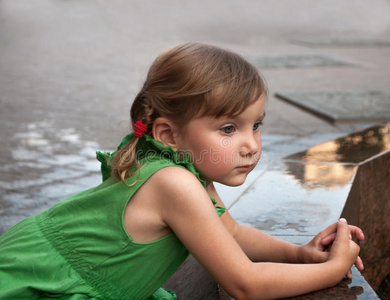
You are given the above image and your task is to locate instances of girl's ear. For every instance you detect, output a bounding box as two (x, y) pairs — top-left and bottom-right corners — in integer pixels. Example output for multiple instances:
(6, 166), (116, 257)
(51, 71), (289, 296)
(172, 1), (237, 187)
(152, 117), (180, 150)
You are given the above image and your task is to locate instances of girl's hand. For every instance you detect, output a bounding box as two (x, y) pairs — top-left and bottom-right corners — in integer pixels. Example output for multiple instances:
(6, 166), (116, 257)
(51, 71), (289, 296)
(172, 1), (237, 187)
(320, 220), (364, 278)
(327, 218), (361, 278)
(298, 219), (364, 278)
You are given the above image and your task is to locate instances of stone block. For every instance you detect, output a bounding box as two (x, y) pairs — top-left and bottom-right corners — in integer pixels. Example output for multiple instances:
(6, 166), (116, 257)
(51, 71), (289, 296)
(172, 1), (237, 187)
(276, 90), (390, 123)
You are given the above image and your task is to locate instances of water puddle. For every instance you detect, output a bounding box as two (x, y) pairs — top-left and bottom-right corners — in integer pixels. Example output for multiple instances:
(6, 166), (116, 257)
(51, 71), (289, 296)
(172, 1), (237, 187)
(0, 120), (103, 234)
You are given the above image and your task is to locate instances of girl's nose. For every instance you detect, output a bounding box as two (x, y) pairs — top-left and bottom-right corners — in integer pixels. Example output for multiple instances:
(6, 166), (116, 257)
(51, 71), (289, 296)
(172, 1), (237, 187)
(240, 134), (261, 157)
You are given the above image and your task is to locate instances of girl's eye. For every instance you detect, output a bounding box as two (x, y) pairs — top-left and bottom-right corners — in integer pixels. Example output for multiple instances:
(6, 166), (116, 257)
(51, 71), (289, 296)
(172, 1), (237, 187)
(221, 125), (235, 134)
(253, 122), (263, 131)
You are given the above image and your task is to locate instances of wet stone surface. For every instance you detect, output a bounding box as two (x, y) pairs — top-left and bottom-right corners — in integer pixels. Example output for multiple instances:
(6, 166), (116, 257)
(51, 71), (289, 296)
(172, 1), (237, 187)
(245, 55), (354, 69)
(228, 162), (356, 237)
(276, 90), (390, 123)
(0, 120), (102, 234)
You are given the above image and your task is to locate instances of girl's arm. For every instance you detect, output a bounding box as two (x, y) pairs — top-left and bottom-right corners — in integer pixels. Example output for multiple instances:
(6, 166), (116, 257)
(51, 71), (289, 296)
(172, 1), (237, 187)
(208, 182), (364, 273)
(208, 183), (302, 263)
(153, 168), (360, 299)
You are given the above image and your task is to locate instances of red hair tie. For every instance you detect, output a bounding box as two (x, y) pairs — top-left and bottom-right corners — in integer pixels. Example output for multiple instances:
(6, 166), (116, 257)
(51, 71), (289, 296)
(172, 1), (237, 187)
(134, 121), (148, 138)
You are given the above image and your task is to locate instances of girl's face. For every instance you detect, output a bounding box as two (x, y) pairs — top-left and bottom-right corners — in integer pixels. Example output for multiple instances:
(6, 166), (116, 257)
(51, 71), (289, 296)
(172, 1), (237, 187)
(175, 96), (266, 187)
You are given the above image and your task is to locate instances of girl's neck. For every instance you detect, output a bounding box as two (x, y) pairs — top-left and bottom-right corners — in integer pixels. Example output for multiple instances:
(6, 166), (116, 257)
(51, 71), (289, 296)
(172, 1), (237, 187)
(206, 181), (217, 196)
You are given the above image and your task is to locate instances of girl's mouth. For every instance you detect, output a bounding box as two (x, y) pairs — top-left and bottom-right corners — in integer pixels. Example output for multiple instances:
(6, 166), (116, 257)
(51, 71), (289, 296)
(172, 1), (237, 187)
(236, 164), (253, 171)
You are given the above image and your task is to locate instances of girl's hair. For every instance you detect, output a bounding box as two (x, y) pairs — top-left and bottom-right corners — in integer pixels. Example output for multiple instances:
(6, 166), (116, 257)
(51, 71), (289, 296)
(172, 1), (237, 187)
(111, 43), (267, 183)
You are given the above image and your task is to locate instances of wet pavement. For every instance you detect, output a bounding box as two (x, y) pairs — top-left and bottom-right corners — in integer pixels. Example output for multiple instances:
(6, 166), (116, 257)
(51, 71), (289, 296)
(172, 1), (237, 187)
(0, 119), (102, 233)
(1, 0), (390, 298)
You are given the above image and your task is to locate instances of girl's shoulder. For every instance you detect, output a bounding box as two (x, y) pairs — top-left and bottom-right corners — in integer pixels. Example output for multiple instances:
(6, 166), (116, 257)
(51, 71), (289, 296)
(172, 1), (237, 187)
(142, 164), (225, 217)
(146, 165), (205, 195)
(139, 165), (210, 214)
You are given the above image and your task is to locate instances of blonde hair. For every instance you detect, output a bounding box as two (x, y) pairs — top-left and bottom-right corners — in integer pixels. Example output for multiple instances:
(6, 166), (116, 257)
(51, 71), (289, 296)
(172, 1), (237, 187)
(111, 43), (267, 183)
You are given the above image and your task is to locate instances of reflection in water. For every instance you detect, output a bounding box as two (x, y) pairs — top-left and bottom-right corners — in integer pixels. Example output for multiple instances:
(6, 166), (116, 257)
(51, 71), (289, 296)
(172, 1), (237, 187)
(284, 162), (357, 189)
(335, 125), (390, 163)
(283, 124), (390, 189)
(287, 124), (390, 163)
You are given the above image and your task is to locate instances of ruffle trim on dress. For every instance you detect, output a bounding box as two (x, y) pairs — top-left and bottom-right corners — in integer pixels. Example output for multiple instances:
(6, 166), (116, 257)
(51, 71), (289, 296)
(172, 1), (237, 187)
(96, 133), (225, 217)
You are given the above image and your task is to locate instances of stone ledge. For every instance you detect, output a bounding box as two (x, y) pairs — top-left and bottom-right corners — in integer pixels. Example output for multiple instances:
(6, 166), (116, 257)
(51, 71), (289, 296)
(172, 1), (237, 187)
(275, 91), (390, 123)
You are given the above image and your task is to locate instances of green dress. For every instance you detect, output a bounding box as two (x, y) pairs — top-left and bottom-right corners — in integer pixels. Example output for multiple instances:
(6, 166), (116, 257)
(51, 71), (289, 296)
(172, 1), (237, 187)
(0, 134), (225, 299)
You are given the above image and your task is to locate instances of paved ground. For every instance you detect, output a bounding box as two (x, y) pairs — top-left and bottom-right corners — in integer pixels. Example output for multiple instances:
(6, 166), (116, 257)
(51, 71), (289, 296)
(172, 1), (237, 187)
(0, 0), (389, 233)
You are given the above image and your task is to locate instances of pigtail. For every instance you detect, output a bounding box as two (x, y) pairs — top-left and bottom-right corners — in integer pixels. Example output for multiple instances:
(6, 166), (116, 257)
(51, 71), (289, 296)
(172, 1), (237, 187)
(110, 137), (140, 185)
(110, 94), (155, 185)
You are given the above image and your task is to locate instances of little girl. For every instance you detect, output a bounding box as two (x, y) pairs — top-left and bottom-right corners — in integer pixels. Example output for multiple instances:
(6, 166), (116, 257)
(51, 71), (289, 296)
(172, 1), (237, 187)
(0, 43), (364, 299)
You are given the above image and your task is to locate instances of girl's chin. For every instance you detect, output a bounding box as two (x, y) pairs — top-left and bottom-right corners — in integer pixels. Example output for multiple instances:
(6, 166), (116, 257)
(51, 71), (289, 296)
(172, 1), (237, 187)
(216, 176), (247, 187)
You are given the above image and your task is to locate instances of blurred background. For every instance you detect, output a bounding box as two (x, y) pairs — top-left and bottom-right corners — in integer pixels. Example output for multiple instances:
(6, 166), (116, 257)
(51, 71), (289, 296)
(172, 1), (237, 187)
(0, 0), (389, 233)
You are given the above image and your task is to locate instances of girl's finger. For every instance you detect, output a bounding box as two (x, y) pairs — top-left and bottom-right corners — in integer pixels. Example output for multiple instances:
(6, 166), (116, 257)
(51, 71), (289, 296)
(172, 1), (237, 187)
(348, 225), (365, 240)
(355, 256), (364, 271)
(335, 218), (350, 241)
(319, 222), (338, 239)
(321, 233), (336, 246)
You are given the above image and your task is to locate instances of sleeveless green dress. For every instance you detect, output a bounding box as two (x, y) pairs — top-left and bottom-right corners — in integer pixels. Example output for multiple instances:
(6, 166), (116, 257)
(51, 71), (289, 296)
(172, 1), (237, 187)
(0, 134), (225, 299)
